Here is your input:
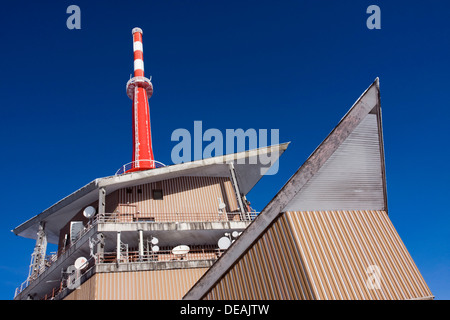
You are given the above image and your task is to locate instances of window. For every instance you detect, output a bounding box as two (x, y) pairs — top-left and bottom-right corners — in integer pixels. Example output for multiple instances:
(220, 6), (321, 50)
(153, 189), (163, 200)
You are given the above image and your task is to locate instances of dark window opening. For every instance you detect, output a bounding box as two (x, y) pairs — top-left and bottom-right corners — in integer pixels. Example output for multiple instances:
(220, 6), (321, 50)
(153, 189), (163, 200)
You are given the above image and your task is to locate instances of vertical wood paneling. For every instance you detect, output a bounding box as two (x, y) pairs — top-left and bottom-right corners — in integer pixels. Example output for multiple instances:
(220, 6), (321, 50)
(203, 213), (316, 300)
(113, 176), (238, 222)
(203, 210), (432, 300)
(64, 275), (97, 300)
(95, 268), (208, 300)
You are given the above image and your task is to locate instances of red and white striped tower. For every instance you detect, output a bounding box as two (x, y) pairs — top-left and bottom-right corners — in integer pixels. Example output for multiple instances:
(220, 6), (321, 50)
(126, 27), (155, 172)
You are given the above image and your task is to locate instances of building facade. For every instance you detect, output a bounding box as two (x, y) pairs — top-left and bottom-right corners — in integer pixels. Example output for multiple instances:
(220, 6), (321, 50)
(184, 79), (433, 300)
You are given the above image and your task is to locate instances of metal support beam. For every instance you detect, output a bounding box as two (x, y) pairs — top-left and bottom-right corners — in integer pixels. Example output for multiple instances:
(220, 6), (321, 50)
(29, 222), (47, 280)
(228, 162), (247, 219)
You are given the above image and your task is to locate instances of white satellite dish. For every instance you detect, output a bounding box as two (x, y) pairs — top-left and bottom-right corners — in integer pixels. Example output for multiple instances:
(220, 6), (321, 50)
(151, 237), (159, 245)
(218, 236), (231, 250)
(172, 245), (190, 255)
(83, 206), (96, 219)
(74, 257), (88, 270)
(232, 231), (240, 238)
(218, 203), (226, 210)
(152, 245), (160, 252)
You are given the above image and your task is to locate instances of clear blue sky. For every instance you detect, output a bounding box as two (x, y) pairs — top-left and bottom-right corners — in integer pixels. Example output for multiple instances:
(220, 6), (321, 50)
(0, 0), (448, 300)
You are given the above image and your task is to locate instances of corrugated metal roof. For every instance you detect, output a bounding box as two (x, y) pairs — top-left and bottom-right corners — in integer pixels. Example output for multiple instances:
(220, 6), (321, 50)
(95, 268), (208, 300)
(283, 113), (385, 211)
(202, 211), (432, 300)
(183, 78), (431, 300)
(64, 268), (209, 300)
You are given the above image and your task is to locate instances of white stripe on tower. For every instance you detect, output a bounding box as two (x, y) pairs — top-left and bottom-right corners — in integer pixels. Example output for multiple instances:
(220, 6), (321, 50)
(134, 59), (144, 72)
(132, 27), (144, 76)
(133, 41), (143, 52)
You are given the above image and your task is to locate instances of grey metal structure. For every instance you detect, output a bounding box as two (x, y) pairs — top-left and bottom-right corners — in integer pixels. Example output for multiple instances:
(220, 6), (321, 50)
(184, 78), (389, 300)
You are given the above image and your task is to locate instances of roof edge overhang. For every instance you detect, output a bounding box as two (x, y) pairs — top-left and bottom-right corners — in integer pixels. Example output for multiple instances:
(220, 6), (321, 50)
(12, 142), (290, 243)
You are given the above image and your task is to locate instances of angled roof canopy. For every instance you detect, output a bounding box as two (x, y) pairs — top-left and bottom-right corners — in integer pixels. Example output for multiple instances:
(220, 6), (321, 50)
(12, 143), (289, 244)
(183, 78), (418, 300)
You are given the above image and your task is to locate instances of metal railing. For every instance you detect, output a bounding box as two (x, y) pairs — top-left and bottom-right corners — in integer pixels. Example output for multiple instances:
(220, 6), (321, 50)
(31, 247), (224, 300)
(115, 160), (166, 175)
(96, 211), (259, 224)
(14, 210), (259, 298)
(100, 248), (224, 264)
(14, 220), (97, 298)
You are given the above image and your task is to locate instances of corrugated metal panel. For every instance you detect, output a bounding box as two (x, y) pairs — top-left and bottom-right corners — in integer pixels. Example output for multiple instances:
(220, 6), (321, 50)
(115, 176), (238, 222)
(203, 210), (432, 300)
(95, 268), (208, 300)
(64, 274), (97, 300)
(285, 210), (432, 300)
(283, 114), (385, 212)
(204, 214), (316, 300)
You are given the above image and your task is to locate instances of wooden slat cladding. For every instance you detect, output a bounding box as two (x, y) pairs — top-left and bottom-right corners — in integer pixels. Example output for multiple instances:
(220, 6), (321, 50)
(95, 268), (208, 300)
(203, 210), (432, 300)
(115, 176), (239, 222)
(64, 275), (97, 300)
(285, 210), (432, 300)
(204, 214), (316, 300)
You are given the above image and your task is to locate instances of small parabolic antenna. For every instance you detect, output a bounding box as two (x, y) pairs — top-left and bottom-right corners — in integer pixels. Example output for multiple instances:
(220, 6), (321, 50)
(172, 245), (190, 255)
(151, 237), (159, 245)
(83, 206), (96, 219)
(74, 257), (88, 270)
(218, 236), (231, 250)
(232, 231), (241, 238)
(152, 245), (160, 252)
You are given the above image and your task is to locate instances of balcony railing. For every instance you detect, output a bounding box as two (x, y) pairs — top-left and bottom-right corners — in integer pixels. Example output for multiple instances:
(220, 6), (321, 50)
(96, 211), (259, 224)
(14, 210), (259, 298)
(100, 248), (224, 264)
(27, 247), (224, 300)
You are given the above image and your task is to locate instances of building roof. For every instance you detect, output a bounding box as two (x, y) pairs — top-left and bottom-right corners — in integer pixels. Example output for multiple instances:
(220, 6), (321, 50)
(183, 78), (432, 300)
(199, 210), (433, 300)
(12, 143), (289, 244)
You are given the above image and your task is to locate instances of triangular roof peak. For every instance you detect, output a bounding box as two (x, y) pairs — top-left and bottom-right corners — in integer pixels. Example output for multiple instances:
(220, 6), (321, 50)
(282, 77), (387, 212)
(184, 78), (388, 299)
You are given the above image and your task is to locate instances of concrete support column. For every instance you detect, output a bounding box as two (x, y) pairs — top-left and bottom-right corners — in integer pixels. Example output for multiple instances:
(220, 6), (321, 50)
(138, 229), (144, 261)
(98, 187), (106, 215)
(91, 232), (105, 263)
(116, 231), (121, 263)
(228, 162), (247, 219)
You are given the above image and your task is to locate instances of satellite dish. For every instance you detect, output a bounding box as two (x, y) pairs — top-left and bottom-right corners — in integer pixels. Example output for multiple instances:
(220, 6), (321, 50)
(151, 237), (159, 245)
(83, 206), (96, 219)
(218, 236), (231, 250)
(74, 257), (88, 270)
(152, 245), (160, 252)
(172, 245), (190, 255)
(232, 231), (240, 238)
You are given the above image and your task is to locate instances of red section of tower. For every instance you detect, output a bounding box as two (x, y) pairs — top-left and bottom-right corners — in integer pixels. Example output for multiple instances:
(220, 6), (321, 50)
(126, 27), (155, 172)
